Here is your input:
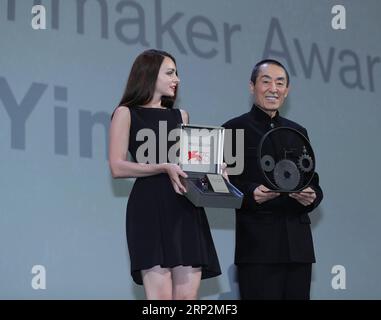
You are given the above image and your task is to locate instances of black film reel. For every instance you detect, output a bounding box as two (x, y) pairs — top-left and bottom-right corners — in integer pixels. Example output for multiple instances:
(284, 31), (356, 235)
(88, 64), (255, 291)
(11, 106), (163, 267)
(258, 127), (316, 192)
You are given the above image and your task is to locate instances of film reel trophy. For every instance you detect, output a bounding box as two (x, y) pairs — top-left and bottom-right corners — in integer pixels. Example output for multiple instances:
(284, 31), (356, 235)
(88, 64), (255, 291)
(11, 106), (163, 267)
(258, 127), (316, 193)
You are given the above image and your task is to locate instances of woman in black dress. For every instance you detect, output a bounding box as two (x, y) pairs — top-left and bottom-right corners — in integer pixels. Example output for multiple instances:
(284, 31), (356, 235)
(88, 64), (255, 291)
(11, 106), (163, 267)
(109, 49), (221, 300)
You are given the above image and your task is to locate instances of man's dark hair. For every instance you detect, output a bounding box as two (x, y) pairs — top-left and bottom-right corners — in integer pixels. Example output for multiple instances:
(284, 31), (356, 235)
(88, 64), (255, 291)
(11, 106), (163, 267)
(250, 59), (290, 87)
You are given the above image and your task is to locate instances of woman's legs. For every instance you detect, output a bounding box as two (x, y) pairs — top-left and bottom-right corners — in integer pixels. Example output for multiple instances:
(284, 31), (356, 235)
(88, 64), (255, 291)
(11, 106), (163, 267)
(172, 266), (202, 300)
(142, 265), (172, 300)
(142, 265), (202, 300)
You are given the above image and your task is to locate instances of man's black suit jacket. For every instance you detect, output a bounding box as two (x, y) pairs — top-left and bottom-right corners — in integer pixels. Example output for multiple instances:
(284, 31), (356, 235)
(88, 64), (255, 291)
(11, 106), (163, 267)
(223, 105), (323, 264)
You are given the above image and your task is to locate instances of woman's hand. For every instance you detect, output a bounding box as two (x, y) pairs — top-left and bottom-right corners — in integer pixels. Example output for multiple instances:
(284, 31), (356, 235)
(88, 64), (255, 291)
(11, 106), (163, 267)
(164, 163), (188, 195)
(221, 163), (229, 181)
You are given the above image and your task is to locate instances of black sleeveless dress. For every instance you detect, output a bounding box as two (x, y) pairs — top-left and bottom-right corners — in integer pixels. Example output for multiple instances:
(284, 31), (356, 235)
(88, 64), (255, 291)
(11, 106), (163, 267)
(126, 106), (221, 285)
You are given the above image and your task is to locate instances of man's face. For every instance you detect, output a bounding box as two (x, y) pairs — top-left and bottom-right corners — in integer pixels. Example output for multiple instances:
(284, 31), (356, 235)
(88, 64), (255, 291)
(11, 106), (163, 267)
(250, 63), (289, 117)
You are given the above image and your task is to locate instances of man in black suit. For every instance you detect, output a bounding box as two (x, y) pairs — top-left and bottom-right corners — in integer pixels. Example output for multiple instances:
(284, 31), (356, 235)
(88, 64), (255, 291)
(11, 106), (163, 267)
(223, 59), (323, 300)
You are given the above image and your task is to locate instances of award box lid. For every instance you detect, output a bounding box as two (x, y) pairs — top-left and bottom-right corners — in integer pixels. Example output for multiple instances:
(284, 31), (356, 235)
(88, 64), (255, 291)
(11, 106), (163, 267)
(178, 124), (225, 175)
